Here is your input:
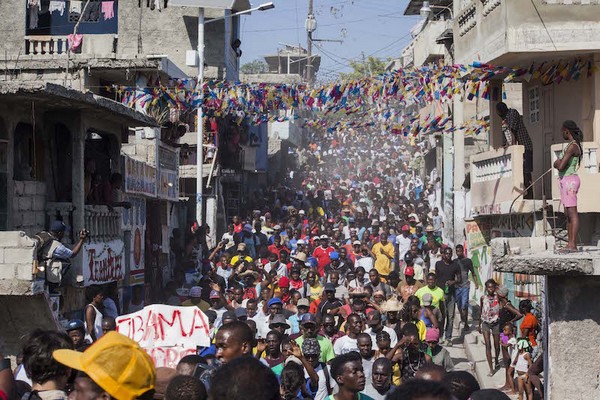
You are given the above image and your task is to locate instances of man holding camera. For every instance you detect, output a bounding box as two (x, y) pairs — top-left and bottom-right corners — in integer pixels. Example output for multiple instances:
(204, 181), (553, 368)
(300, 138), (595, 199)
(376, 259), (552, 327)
(37, 220), (88, 289)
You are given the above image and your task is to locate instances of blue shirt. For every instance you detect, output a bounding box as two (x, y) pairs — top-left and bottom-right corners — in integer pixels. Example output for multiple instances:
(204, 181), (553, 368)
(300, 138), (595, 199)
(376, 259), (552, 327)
(53, 244), (74, 260)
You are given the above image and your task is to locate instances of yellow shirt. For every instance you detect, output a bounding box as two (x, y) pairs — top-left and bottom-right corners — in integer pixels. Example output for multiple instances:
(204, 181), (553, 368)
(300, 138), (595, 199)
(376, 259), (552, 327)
(309, 283), (323, 302)
(372, 242), (395, 276)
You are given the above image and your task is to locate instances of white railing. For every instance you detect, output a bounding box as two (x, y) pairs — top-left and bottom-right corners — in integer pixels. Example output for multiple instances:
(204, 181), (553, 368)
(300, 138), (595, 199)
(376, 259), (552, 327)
(481, 0), (502, 16)
(84, 205), (121, 242)
(457, 3), (477, 36)
(24, 36), (69, 55)
(472, 153), (513, 183)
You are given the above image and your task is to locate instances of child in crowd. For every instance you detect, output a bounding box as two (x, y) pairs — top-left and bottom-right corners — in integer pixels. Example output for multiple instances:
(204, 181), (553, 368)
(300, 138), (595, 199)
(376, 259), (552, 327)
(512, 338), (533, 400)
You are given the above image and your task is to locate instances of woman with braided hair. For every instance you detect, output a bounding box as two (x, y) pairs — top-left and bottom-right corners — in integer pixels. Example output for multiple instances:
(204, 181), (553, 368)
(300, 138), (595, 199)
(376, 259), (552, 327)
(553, 120), (583, 253)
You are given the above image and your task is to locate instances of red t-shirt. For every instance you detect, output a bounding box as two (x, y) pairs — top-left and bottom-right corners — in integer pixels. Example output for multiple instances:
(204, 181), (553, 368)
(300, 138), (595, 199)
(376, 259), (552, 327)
(313, 246), (335, 276)
(520, 313), (539, 346)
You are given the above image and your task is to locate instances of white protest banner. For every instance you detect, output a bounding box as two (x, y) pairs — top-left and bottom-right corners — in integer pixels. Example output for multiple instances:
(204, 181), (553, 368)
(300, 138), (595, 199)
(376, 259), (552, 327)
(116, 305), (211, 368)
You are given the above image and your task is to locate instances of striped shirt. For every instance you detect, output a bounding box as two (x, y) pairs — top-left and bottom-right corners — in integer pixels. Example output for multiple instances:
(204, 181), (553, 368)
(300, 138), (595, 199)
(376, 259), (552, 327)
(504, 109), (533, 151)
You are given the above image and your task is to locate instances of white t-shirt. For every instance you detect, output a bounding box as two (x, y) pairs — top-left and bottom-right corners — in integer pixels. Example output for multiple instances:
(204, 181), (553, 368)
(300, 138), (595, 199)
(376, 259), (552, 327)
(355, 256), (374, 273)
(304, 363), (338, 400)
(333, 335), (359, 355)
(365, 326), (398, 349)
(396, 235), (412, 262)
(264, 262), (288, 277)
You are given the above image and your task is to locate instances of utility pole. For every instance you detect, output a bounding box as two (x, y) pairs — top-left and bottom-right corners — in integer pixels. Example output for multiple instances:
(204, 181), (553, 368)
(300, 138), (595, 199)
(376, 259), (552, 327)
(306, 0), (315, 84)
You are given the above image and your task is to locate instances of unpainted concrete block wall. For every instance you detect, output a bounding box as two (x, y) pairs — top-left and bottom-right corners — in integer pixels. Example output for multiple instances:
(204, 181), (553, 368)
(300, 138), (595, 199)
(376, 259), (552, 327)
(0, 231), (35, 295)
(12, 181), (47, 235)
(547, 276), (600, 399)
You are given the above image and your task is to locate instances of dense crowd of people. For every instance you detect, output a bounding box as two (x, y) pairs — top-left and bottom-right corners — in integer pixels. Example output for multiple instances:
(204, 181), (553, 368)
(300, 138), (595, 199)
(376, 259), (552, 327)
(0, 130), (543, 400)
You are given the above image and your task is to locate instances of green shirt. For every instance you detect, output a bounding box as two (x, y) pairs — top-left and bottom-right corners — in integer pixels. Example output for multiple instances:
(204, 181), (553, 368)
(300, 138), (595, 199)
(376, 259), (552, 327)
(325, 394), (375, 400)
(415, 286), (445, 309)
(295, 335), (335, 363)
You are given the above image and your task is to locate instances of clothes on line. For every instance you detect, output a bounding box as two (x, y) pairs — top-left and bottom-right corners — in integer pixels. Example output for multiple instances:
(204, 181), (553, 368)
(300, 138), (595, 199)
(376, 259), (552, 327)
(68, 33), (83, 50)
(49, 0), (66, 16)
(102, 1), (115, 20)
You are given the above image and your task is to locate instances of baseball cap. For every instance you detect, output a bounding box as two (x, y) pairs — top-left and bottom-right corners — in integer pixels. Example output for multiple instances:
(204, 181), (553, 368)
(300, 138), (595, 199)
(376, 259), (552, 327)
(297, 298), (310, 308)
(320, 234), (329, 240)
(234, 308), (248, 319)
(222, 310), (238, 322)
(329, 251), (339, 260)
(50, 220), (66, 232)
(324, 283), (336, 292)
(243, 224), (253, 232)
(53, 332), (155, 400)
(237, 243), (246, 251)
(367, 310), (382, 325)
(209, 290), (221, 299)
(273, 225), (282, 230)
(426, 225), (435, 232)
(267, 297), (283, 308)
(299, 209), (305, 215)
(301, 337), (321, 356)
(401, 225), (410, 231)
(297, 239), (306, 245)
(422, 293), (433, 307)
(189, 286), (203, 298)
(278, 276), (290, 288)
(404, 266), (415, 276)
(353, 240), (362, 246)
(300, 313), (317, 325)
(65, 319), (85, 332)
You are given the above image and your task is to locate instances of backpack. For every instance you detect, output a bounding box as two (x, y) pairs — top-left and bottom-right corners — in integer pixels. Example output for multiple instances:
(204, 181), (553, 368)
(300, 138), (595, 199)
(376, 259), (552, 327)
(32, 231), (55, 263)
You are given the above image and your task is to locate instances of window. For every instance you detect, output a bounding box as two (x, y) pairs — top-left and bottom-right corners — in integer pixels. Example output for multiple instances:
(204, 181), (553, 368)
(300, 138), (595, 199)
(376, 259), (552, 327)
(529, 86), (540, 124)
(25, 0), (118, 36)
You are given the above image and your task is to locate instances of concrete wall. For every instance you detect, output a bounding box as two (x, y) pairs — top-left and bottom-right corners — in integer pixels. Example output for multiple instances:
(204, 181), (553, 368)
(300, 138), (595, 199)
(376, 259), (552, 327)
(0, 231), (36, 295)
(0, 1), (229, 78)
(12, 181), (46, 235)
(546, 276), (600, 399)
(454, 0), (600, 65)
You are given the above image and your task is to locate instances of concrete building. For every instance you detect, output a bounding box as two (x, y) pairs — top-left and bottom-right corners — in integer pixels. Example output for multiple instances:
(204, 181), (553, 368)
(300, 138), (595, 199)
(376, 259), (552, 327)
(452, 1), (600, 398)
(0, 0), (256, 342)
(0, 81), (157, 355)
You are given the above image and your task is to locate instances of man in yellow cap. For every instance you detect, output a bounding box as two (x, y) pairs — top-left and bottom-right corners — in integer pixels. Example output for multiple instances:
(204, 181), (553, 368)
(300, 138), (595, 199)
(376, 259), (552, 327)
(53, 331), (156, 400)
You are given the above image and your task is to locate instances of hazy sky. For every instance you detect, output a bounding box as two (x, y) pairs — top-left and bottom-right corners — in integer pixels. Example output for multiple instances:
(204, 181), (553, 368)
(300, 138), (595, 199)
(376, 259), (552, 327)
(238, 0), (421, 80)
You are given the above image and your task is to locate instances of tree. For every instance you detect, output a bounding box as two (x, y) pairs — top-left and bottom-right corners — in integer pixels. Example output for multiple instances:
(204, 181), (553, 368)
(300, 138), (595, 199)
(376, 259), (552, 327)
(339, 56), (388, 80)
(240, 59), (269, 74)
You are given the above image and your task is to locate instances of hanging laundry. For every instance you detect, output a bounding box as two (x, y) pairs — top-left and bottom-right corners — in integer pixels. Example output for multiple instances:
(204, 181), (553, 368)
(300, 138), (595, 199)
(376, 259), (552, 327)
(70, 0), (82, 14)
(68, 34), (83, 50)
(28, 0), (40, 29)
(49, 0), (66, 16)
(101, 1), (114, 20)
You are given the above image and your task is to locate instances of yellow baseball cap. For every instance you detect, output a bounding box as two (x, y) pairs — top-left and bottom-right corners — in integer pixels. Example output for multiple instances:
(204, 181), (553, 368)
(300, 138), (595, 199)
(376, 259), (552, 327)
(53, 331), (156, 400)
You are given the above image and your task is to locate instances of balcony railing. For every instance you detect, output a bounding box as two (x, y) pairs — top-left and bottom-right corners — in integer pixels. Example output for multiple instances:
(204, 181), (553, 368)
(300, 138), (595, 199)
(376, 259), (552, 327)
(24, 36), (70, 55)
(457, 3), (477, 36)
(84, 205), (121, 242)
(551, 142), (600, 213)
(470, 145), (535, 215)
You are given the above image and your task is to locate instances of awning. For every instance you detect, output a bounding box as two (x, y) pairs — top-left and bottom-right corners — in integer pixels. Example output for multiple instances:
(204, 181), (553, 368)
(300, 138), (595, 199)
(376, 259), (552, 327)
(0, 82), (158, 127)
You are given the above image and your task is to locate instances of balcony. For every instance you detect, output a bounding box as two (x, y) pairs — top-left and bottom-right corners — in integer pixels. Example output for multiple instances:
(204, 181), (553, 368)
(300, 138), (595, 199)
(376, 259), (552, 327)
(410, 19), (451, 66)
(470, 145), (542, 215)
(24, 35), (69, 56)
(454, 0), (600, 65)
(46, 203), (121, 242)
(551, 142), (600, 213)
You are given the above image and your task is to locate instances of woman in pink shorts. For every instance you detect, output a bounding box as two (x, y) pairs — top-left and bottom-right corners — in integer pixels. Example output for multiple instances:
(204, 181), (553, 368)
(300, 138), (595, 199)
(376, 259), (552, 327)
(553, 120), (583, 252)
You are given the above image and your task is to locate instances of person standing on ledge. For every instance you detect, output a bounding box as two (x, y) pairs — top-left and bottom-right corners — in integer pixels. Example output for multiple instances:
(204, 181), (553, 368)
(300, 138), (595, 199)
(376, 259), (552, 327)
(554, 120), (583, 253)
(496, 102), (534, 199)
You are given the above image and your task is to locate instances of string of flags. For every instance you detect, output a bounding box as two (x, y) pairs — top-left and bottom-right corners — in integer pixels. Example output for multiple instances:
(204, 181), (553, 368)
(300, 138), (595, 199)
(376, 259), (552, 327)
(109, 58), (594, 132)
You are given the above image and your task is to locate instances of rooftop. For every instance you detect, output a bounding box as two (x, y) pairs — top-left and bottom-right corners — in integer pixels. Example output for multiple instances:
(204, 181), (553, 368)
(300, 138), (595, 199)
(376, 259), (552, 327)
(0, 82), (158, 127)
